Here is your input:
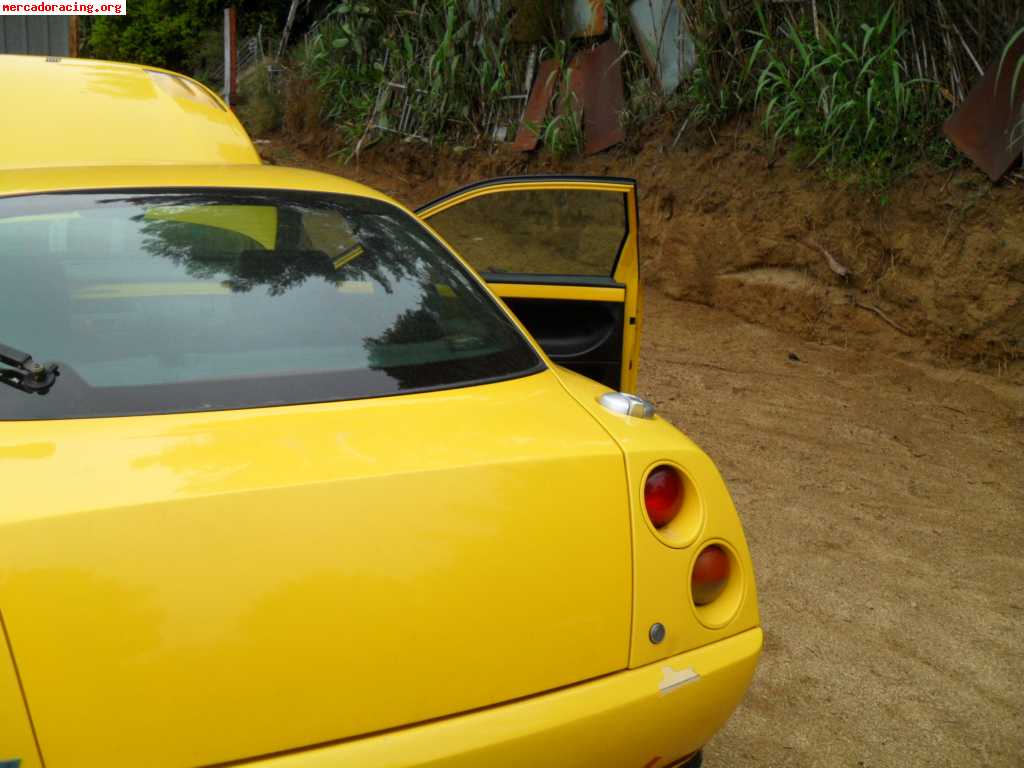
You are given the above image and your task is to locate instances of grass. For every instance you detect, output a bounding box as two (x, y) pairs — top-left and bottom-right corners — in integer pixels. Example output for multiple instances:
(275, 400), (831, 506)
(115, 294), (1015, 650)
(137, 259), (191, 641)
(296, 0), (525, 158)
(236, 64), (283, 138)
(999, 26), (1024, 146)
(753, 5), (943, 185)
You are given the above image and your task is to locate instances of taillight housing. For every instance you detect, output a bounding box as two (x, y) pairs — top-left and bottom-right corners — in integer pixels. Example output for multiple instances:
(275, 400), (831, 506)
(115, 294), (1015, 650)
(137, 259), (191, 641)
(692, 544), (730, 605)
(643, 465), (682, 528)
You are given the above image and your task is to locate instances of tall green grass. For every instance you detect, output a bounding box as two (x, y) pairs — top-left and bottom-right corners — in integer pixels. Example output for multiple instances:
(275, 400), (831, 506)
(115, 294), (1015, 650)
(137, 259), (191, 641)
(681, 0), (761, 127)
(677, 0), (1023, 182)
(297, 0), (523, 155)
(999, 26), (1024, 146)
(753, 6), (942, 183)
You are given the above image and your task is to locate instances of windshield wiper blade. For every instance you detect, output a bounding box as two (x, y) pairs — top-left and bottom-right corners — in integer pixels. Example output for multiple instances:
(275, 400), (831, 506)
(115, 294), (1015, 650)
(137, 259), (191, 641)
(0, 341), (59, 394)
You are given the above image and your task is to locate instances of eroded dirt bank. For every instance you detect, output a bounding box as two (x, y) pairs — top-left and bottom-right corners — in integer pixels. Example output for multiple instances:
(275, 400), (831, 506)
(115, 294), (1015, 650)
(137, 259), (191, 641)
(263, 136), (1023, 766)
(263, 127), (1023, 384)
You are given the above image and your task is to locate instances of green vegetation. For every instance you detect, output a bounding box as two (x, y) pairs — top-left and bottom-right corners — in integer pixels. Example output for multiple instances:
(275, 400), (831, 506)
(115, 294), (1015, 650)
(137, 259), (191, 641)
(83, 0), (218, 70)
(679, 1), (1023, 183)
(298, 0), (525, 157)
(527, 40), (584, 159)
(753, 8), (942, 184)
(82, 0), (280, 74)
(235, 64), (283, 137)
(681, 0), (761, 128)
(1001, 27), (1024, 145)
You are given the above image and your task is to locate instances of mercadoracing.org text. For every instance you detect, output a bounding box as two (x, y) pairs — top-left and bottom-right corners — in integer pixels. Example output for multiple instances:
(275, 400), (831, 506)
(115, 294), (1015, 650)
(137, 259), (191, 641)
(2, 2), (125, 13)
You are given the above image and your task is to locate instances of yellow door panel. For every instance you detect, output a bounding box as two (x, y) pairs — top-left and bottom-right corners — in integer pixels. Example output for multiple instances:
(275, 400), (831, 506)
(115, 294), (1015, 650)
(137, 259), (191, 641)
(0, 371), (631, 768)
(419, 178), (641, 394)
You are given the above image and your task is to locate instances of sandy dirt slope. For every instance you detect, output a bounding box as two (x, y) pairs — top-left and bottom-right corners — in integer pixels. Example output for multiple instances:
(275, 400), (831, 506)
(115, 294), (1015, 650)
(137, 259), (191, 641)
(262, 138), (1023, 766)
(637, 292), (1023, 767)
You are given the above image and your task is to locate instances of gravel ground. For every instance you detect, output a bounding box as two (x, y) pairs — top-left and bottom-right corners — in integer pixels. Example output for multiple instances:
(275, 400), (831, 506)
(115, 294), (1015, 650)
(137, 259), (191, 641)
(637, 290), (1024, 768)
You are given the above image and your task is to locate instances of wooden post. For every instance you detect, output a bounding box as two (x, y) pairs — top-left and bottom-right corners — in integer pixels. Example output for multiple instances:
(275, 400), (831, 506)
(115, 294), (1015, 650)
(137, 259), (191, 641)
(223, 7), (237, 107)
(67, 16), (79, 57)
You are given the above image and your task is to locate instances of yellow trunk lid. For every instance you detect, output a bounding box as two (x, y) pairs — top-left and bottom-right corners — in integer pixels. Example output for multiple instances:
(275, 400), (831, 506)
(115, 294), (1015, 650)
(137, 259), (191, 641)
(0, 370), (631, 768)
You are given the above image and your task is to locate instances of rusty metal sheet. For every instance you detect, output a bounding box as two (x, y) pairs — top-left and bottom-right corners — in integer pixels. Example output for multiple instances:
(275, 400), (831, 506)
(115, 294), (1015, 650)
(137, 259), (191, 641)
(628, 0), (696, 96)
(566, 0), (607, 39)
(569, 39), (626, 155)
(514, 57), (560, 151)
(944, 33), (1024, 181)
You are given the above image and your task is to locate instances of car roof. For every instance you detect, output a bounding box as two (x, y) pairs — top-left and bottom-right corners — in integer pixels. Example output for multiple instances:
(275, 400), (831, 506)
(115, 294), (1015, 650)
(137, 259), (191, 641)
(0, 54), (261, 170)
(0, 163), (396, 205)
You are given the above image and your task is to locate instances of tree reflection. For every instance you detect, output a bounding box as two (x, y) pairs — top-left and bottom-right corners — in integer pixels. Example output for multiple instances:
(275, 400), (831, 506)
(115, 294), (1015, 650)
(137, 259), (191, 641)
(361, 270), (520, 388)
(120, 194), (432, 297)
(365, 285), (447, 346)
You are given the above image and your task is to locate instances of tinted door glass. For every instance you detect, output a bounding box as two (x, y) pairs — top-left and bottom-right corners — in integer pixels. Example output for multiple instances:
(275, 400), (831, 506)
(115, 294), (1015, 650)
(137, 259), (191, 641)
(426, 188), (627, 277)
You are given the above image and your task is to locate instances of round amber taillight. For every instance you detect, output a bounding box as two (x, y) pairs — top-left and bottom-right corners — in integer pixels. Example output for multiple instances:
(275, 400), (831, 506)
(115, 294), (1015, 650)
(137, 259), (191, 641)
(692, 545), (730, 605)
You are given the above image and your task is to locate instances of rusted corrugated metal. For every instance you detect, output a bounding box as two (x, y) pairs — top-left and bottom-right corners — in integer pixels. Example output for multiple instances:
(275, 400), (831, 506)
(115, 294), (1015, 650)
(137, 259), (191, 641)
(944, 33), (1024, 181)
(569, 39), (626, 155)
(0, 16), (72, 56)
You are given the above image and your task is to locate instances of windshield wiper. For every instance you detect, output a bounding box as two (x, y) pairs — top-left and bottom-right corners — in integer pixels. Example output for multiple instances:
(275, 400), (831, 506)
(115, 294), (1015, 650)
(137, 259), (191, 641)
(0, 341), (59, 394)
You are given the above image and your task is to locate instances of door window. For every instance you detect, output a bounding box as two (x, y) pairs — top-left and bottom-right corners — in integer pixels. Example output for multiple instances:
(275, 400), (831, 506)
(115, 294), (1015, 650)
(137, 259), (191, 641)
(426, 188), (627, 277)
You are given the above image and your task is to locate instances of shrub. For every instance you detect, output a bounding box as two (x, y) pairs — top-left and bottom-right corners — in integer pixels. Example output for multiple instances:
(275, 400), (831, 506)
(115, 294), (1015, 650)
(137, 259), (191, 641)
(236, 65), (283, 138)
(298, 0), (528, 156)
(83, 0), (281, 73)
(754, 6), (943, 183)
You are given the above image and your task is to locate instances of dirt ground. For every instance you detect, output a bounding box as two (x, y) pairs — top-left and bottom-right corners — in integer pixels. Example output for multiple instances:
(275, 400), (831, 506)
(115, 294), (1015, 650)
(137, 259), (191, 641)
(640, 291), (1023, 767)
(261, 136), (1023, 766)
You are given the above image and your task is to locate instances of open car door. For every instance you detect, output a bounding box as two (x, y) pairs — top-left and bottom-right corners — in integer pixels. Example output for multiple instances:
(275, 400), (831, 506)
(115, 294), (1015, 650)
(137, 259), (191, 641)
(418, 176), (641, 393)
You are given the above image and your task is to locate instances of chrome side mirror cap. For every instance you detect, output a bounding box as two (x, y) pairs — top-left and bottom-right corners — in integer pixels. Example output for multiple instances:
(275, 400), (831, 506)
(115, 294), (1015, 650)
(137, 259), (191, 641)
(597, 392), (656, 419)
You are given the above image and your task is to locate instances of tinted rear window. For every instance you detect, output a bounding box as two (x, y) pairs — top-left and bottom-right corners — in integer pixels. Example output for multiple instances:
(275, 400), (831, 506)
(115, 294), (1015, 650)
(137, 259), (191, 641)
(0, 190), (541, 420)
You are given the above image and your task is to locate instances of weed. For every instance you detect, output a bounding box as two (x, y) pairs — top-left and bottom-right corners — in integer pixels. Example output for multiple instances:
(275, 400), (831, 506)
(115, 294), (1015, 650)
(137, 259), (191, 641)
(236, 64), (283, 137)
(297, 0), (526, 157)
(753, 5), (943, 185)
(682, 0), (762, 127)
(998, 26), (1024, 146)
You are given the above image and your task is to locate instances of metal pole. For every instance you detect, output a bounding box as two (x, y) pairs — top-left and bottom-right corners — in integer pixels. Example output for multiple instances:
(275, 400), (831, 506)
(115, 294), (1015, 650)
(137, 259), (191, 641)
(223, 7), (237, 106)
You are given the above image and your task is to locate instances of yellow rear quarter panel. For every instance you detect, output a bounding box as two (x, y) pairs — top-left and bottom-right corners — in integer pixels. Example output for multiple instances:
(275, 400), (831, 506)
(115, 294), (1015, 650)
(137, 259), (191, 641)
(551, 367), (761, 668)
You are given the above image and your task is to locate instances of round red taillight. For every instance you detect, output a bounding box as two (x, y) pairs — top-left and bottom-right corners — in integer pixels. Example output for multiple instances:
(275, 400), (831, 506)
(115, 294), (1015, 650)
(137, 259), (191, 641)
(692, 545), (730, 605)
(644, 465), (682, 528)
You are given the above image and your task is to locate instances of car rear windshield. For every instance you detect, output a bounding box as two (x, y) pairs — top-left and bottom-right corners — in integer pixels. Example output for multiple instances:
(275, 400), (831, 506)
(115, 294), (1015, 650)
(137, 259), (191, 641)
(0, 190), (542, 420)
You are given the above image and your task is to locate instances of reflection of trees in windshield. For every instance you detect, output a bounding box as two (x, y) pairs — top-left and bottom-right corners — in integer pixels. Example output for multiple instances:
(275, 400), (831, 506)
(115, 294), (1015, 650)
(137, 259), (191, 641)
(362, 268), (516, 388)
(113, 193), (434, 296)
(365, 282), (448, 346)
(136, 218), (341, 296)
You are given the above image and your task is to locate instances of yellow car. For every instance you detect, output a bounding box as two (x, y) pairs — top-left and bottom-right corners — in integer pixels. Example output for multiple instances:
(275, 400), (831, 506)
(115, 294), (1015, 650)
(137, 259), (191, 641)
(0, 55), (761, 768)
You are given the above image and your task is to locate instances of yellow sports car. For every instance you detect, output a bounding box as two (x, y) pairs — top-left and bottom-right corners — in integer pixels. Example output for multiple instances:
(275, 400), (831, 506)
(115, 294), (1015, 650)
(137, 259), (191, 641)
(0, 55), (761, 768)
